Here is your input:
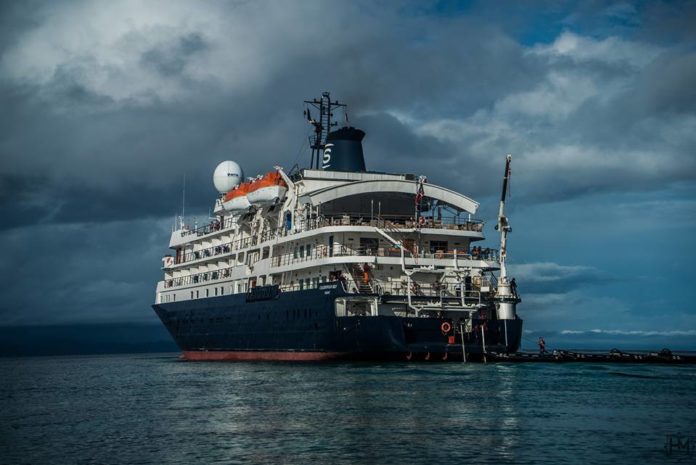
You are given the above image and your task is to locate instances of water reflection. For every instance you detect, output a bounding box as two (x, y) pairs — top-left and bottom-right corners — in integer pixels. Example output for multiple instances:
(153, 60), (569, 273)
(2, 355), (695, 465)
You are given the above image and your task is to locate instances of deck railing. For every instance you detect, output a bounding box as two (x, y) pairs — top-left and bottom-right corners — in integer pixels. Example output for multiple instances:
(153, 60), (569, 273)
(271, 244), (498, 267)
(168, 235), (498, 270)
(377, 281), (494, 299)
(173, 213), (485, 247)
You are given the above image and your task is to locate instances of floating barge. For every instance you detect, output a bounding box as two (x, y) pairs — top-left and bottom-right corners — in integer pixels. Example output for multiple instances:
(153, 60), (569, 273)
(488, 349), (696, 364)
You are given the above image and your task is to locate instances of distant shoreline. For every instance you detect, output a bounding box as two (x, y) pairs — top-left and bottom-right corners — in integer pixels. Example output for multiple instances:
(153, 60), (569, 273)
(1, 323), (694, 357)
(0, 323), (178, 357)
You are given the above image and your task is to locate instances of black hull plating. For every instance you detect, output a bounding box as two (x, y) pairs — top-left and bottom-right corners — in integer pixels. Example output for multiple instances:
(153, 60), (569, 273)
(152, 285), (523, 361)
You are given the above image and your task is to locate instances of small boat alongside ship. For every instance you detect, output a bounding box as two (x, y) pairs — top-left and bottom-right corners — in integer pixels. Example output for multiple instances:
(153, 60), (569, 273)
(153, 92), (523, 361)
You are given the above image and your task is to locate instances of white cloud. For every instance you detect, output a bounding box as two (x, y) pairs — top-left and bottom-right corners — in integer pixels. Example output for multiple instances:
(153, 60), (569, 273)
(508, 262), (599, 284)
(0, 1), (355, 104)
(530, 31), (662, 68)
(494, 71), (598, 119)
(561, 329), (696, 337)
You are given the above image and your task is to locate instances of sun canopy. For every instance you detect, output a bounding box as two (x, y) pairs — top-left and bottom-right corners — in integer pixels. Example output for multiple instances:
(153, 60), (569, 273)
(300, 180), (479, 214)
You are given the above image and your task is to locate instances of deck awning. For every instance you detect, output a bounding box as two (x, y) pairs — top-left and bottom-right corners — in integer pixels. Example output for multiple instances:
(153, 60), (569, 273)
(300, 180), (479, 214)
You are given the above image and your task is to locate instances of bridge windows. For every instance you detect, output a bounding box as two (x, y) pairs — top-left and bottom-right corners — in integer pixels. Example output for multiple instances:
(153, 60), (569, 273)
(359, 237), (379, 255)
(429, 240), (448, 254)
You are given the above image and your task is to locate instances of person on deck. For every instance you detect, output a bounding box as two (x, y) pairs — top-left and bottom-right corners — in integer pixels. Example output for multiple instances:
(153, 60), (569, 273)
(362, 263), (370, 284)
(538, 337), (546, 354)
(510, 278), (518, 298)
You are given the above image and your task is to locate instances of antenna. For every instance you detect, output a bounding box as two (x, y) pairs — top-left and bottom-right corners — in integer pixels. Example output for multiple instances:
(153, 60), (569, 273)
(182, 174), (186, 225)
(304, 92), (347, 169)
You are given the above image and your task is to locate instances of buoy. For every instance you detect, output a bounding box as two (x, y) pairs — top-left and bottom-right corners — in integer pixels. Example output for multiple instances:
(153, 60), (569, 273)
(440, 321), (452, 334)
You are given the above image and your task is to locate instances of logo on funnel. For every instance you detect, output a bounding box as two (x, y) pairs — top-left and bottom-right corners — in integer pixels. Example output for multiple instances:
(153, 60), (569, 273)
(322, 143), (334, 169)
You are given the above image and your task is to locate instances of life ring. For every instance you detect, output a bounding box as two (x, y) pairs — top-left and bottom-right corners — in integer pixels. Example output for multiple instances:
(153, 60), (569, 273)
(440, 321), (452, 334)
(418, 216), (425, 226)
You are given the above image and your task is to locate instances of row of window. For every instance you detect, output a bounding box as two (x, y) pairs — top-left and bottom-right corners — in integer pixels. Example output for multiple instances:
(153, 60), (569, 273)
(293, 243), (315, 259)
(190, 286), (228, 300)
(176, 307), (321, 326)
(163, 271), (334, 303)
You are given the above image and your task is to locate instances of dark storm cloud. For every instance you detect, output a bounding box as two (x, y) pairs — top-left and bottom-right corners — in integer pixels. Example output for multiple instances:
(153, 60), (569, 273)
(0, 0), (544, 228)
(141, 32), (209, 76)
(2, 0), (691, 220)
(0, 219), (170, 325)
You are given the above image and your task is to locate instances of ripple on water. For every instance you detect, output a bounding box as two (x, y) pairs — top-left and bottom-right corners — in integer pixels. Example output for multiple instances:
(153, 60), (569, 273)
(1, 354), (694, 465)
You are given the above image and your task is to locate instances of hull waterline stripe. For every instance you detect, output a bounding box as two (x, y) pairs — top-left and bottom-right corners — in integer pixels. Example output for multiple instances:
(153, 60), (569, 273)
(182, 350), (348, 361)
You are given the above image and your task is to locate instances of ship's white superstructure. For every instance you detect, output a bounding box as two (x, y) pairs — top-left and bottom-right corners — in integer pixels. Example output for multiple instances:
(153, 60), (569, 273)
(157, 166), (513, 323)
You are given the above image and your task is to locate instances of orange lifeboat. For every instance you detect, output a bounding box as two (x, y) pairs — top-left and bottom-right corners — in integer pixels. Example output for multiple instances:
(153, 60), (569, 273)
(221, 181), (252, 211)
(246, 171), (288, 206)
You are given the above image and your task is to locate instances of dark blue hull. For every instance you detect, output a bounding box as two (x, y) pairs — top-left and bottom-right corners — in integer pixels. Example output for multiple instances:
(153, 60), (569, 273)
(152, 284), (522, 361)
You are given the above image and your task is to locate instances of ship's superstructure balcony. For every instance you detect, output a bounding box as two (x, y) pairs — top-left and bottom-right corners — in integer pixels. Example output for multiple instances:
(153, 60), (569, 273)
(166, 214), (486, 269)
(169, 212), (484, 249)
(270, 244), (498, 268)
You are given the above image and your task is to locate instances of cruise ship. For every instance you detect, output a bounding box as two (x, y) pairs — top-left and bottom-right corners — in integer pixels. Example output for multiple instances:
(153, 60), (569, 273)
(153, 92), (522, 361)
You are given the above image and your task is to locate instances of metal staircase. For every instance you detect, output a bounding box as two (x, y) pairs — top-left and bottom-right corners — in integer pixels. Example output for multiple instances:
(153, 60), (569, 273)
(349, 263), (373, 294)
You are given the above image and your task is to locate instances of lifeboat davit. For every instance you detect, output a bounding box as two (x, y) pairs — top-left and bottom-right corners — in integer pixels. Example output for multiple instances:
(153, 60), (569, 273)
(221, 182), (252, 211)
(246, 171), (288, 206)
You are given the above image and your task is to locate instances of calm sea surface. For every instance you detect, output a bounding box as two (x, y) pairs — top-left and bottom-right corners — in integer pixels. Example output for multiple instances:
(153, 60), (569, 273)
(1, 353), (695, 465)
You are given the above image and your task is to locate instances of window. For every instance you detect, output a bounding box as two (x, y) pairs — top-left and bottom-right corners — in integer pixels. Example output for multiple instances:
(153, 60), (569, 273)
(206, 289), (209, 297)
(220, 287), (224, 296)
(429, 240), (448, 254)
(306, 244), (312, 258)
(299, 245), (305, 258)
(360, 237), (379, 255)
(262, 247), (270, 259)
(215, 287), (218, 296)
(299, 279), (304, 290)
(196, 290), (200, 298)
(191, 291), (194, 299)
(293, 247), (298, 259)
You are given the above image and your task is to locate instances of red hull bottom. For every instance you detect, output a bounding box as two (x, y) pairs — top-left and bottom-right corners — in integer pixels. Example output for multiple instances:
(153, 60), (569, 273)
(181, 350), (348, 361)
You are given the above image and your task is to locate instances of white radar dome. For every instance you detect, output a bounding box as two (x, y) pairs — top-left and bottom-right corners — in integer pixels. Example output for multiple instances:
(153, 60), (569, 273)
(213, 161), (243, 193)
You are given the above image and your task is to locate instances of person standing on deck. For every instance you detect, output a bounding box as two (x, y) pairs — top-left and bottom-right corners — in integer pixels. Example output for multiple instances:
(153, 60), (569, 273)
(538, 337), (546, 354)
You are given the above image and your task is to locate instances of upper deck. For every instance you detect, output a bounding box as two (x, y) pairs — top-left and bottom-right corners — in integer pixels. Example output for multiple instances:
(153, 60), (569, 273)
(172, 167), (483, 249)
(169, 212), (484, 250)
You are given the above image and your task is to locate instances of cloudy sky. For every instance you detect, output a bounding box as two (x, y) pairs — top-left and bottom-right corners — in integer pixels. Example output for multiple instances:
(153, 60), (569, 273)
(1, 0), (694, 347)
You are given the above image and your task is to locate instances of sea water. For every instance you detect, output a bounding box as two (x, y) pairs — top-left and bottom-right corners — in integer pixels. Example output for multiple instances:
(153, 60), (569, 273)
(1, 353), (695, 464)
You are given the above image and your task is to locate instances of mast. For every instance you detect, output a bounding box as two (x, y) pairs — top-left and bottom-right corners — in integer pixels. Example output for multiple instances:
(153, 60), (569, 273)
(304, 92), (346, 169)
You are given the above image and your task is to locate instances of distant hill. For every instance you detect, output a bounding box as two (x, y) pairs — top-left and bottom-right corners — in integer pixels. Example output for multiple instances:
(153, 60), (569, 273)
(0, 323), (178, 357)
